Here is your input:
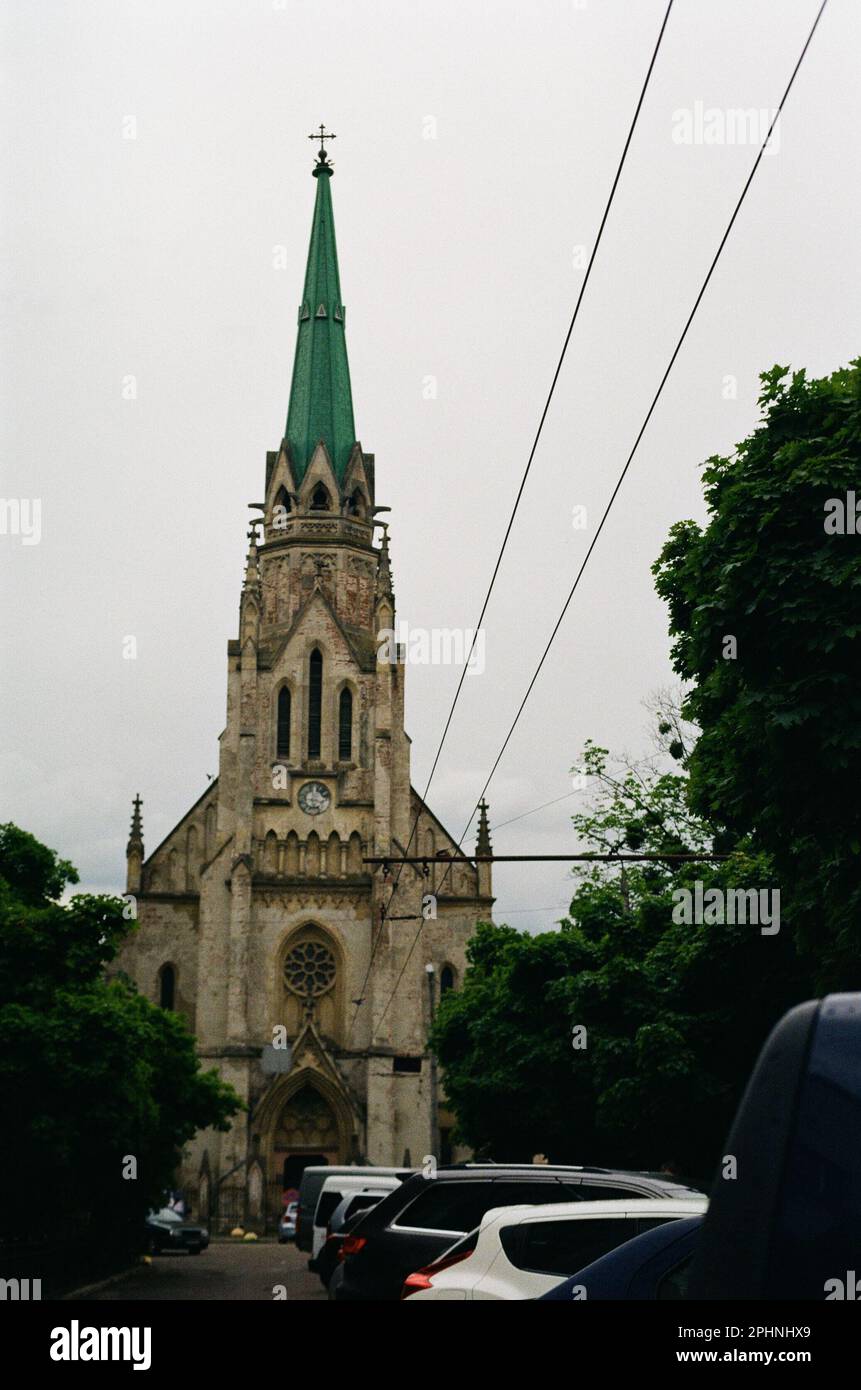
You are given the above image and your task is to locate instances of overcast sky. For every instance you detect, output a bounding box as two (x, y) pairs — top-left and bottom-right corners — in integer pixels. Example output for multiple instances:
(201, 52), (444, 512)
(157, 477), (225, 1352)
(2, 0), (858, 930)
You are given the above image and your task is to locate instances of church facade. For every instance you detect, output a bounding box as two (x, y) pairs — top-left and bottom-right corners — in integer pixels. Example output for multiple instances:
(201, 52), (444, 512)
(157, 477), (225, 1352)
(115, 139), (494, 1228)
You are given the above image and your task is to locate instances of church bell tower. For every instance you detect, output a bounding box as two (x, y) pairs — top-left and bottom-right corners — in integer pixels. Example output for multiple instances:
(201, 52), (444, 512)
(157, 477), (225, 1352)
(118, 133), (493, 1226)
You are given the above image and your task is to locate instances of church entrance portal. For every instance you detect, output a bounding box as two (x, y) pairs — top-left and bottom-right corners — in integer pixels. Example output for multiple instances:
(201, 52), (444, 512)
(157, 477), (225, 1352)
(271, 1085), (346, 1217)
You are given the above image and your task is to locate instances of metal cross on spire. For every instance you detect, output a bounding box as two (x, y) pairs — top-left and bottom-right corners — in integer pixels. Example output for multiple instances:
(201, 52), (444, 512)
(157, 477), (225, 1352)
(309, 123), (336, 166)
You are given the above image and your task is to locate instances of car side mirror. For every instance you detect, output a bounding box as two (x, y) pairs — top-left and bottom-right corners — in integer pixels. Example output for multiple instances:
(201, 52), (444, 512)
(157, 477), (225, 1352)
(687, 993), (861, 1300)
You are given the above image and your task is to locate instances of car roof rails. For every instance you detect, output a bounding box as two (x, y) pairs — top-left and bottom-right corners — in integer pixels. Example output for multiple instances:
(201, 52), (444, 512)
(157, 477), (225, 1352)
(447, 1162), (615, 1173)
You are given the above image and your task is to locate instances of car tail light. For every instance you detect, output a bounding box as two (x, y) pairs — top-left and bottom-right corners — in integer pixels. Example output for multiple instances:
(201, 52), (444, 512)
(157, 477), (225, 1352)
(400, 1248), (474, 1299)
(339, 1234), (367, 1261)
(401, 1271), (433, 1298)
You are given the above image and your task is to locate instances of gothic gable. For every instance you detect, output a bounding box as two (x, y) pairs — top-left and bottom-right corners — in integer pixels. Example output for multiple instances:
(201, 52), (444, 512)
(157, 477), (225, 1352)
(341, 447), (373, 515)
(267, 585), (372, 676)
(141, 780), (220, 896)
(298, 441), (339, 511)
(264, 447), (299, 526)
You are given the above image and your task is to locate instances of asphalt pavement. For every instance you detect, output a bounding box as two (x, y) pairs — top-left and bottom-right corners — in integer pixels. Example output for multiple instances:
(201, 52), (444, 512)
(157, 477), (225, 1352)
(82, 1240), (326, 1302)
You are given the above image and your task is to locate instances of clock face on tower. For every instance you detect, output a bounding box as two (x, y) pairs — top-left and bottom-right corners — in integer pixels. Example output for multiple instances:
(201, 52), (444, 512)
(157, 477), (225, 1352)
(297, 780), (331, 816)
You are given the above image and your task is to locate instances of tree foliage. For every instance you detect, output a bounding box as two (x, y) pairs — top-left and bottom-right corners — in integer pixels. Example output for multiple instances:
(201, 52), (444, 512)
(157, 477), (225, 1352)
(434, 358), (860, 1173)
(432, 743), (805, 1178)
(653, 361), (861, 986)
(0, 823), (241, 1290)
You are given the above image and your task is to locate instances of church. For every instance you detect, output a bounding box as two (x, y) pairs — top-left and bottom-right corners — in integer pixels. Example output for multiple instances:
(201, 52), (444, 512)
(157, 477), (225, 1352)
(114, 134), (495, 1229)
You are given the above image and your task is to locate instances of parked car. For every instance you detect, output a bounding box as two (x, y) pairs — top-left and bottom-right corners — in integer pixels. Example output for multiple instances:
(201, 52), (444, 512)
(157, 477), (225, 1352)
(278, 1201), (298, 1244)
(295, 1165), (414, 1254)
(334, 1163), (704, 1301)
(327, 1260), (346, 1301)
(145, 1206), (210, 1255)
(401, 1197), (706, 1300)
(310, 1174), (404, 1272)
(688, 992), (861, 1301)
(538, 1214), (704, 1300)
(316, 1192), (389, 1288)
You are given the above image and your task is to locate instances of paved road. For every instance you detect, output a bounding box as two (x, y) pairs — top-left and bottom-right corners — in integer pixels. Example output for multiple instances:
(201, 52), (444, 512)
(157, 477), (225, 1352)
(86, 1240), (326, 1302)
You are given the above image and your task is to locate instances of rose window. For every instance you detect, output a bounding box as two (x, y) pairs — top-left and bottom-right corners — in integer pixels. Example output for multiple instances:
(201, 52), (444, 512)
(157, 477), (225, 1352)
(284, 941), (336, 999)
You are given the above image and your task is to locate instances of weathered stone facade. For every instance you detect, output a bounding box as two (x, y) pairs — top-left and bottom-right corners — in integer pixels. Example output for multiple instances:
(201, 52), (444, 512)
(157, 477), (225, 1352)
(114, 151), (493, 1227)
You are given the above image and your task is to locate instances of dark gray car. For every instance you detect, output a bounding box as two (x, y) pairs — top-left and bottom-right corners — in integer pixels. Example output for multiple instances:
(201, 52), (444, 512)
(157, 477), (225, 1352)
(145, 1207), (209, 1255)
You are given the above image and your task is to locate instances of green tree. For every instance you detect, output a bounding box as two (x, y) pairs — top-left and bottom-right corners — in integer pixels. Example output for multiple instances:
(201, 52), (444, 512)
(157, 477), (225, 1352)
(653, 361), (861, 987)
(0, 823), (241, 1291)
(431, 920), (599, 1163)
(432, 742), (806, 1177)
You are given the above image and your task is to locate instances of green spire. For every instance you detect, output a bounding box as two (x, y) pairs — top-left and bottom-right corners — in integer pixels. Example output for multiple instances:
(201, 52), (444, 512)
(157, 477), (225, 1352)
(285, 144), (356, 483)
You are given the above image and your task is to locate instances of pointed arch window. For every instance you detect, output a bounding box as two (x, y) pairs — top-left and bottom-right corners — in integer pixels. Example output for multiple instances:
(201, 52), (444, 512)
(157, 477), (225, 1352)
(310, 483), (331, 512)
(338, 688), (353, 761)
(273, 486), (292, 530)
(347, 488), (366, 519)
(159, 963), (176, 1011)
(308, 649), (323, 759)
(277, 687), (291, 758)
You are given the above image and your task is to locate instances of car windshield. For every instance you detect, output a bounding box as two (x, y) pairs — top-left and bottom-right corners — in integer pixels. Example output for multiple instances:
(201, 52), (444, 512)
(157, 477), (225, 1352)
(153, 1207), (183, 1223)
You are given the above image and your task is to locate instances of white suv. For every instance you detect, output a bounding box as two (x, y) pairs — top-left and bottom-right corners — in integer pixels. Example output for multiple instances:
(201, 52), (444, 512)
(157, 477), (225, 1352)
(311, 1174), (401, 1267)
(402, 1197), (707, 1300)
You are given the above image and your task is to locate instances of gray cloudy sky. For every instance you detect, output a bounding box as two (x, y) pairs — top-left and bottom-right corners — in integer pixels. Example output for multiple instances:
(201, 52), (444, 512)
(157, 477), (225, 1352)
(2, 0), (858, 930)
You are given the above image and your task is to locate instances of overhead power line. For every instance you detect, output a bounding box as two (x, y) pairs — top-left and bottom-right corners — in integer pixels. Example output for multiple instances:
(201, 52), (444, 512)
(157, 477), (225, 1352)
(372, 0), (829, 1034)
(346, 0), (676, 1047)
(492, 905), (572, 916)
(480, 790), (580, 831)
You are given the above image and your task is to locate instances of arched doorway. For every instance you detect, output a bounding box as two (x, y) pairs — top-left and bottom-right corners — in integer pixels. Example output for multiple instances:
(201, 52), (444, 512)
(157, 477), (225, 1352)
(256, 1067), (357, 1226)
(271, 1084), (347, 1217)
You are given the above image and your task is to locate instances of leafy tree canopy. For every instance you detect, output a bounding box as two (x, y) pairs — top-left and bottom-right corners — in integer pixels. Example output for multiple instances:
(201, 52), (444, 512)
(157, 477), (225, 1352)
(653, 361), (861, 985)
(432, 739), (805, 1178)
(0, 823), (241, 1289)
(0, 822), (77, 907)
(434, 358), (859, 1175)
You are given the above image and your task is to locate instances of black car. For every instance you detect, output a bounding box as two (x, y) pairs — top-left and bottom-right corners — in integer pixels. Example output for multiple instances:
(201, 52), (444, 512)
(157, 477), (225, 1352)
(539, 1214), (703, 1300)
(334, 1163), (703, 1301)
(316, 1193), (387, 1288)
(145, 1207), (210, 1255)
